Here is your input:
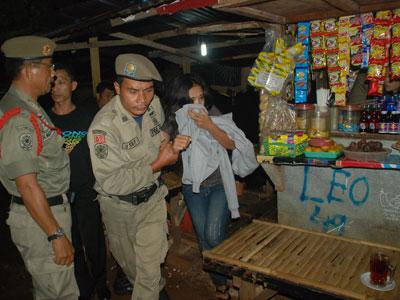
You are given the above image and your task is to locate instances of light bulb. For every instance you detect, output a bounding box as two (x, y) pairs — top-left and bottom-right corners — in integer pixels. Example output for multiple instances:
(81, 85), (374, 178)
(200, 42), (207, 56)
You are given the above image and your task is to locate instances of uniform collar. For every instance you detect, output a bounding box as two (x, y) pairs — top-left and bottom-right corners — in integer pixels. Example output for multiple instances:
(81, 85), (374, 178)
(8, 85), (42, 112)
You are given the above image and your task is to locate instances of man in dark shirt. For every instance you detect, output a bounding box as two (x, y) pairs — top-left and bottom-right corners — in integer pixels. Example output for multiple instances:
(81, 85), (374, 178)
(46, 63), (110, 300)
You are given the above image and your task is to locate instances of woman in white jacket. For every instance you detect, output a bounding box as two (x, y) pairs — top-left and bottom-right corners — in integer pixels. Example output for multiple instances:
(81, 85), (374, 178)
(163, 74), (258, 299)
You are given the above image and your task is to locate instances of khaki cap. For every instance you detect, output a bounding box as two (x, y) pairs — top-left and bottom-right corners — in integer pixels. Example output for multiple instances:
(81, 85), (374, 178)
(1, 35), (56, 59)
(115, 54), (162, 81)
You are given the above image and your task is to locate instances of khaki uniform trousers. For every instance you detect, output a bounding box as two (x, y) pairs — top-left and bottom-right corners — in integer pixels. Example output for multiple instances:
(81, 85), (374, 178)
(99, 185), (169, 300)
(7, 202), (79, 300)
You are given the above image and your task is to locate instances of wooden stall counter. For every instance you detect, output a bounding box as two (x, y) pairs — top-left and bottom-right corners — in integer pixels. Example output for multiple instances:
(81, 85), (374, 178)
(203, 220), (400, 300)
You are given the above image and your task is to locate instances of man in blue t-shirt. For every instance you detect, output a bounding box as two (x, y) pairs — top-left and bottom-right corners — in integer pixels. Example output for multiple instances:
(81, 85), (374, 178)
(47, 63), (110, 300)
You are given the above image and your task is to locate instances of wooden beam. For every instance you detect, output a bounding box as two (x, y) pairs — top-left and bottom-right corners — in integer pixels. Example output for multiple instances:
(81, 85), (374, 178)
(149, 36), (264, 58)
(215, 0), (273, 8)
(219, 53), (257, 61)
(132, 21), (265, 42)
(287, 1), (400, 23)
(109, 8), (157, 27)
(89, 37), (101, 97)
(109, 32), (208, 62)
(323, 0), (359, 13)
(216, 7), (286, 24)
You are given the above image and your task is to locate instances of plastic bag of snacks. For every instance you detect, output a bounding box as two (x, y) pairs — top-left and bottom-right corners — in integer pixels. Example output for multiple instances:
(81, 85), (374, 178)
(248, 38), (304, 96)
(260, 94), (296, 137)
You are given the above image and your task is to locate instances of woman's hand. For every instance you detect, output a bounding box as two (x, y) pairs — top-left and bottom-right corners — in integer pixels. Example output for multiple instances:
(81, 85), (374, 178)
(188, 108), (215, 131)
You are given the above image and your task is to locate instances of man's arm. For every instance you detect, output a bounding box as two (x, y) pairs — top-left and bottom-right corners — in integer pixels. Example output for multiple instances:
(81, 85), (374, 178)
(16, 173), (74, 266)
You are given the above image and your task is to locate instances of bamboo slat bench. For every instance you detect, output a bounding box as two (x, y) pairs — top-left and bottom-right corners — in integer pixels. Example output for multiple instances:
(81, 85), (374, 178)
(203, 220), (400, 300)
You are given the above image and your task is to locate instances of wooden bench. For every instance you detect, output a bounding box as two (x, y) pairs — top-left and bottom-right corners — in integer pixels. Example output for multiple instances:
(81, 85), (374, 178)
(203, 220), (400, 300)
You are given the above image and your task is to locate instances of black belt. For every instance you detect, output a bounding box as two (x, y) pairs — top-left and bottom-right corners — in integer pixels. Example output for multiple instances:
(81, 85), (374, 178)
(118, 180), (160, 205)
(11, 195), (65, 206)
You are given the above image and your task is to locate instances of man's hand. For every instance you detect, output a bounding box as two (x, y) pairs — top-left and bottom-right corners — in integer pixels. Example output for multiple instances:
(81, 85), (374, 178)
(52, 236), (74, 266)
(151, 142), (179, 172)
(172, 134), (191, 153)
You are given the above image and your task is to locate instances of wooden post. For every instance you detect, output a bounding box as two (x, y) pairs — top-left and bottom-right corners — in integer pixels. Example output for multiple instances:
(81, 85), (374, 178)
(182, 57), (191, 74)
(89, 37), (101, 97)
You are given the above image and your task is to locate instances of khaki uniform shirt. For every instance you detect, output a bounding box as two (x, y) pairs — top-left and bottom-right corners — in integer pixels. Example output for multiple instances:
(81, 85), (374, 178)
(0, 86), (70, 197)
(88, 95), (164, 196)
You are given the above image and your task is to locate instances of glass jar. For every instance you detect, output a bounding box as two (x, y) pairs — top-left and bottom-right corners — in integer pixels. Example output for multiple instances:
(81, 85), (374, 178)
(338, 104), (361, 132)
(295, 104), (314, 132)
(308, 106), (330, 138)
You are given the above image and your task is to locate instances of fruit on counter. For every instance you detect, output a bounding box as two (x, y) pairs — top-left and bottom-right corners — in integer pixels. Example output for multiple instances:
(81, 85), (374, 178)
(346, 139), (383, 152)
(305, 142), (343, 153)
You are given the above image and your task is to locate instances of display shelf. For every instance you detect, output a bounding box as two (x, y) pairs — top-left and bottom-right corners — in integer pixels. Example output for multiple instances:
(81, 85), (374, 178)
(257, 154), (400, 170)
(330, 131), (400, 141)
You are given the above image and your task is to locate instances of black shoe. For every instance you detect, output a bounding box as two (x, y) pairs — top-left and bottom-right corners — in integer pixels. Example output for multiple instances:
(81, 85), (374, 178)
(159, 288), (169, 300)
(113, 268), (133, 295)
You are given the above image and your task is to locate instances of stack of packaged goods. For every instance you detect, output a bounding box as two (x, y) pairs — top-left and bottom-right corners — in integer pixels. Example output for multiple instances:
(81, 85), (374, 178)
(295, 22), (310, 103)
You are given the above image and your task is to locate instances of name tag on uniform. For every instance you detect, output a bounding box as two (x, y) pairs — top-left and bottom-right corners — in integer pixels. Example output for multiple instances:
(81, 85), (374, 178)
(150, 125), (161, 137)
(122, 137), (140, 150)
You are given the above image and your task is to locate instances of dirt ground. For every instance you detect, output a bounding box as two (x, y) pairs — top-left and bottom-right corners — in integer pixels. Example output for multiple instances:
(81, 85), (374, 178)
(0, 184), (281, 300)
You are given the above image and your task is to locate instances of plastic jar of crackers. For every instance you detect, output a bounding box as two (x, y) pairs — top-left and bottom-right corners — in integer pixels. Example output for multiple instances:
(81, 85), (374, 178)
(308, 106), (330, 138)
(295, 103), (314, 132)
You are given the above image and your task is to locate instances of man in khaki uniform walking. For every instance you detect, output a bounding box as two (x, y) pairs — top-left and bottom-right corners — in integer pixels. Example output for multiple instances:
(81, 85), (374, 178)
(88, 54), (190, 300)
(0, 36), (79, 299)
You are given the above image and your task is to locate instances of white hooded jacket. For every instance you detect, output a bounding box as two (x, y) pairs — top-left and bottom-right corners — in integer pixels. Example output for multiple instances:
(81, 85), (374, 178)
(175, 103), (259, 218)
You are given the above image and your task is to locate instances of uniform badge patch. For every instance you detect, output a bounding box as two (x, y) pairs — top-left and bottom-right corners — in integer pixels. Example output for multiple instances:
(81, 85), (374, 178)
(19, 133), (33, 151)
(124, 63), (136, 78)
(94, 143), (108, 159)
(94, 134), (106, 144)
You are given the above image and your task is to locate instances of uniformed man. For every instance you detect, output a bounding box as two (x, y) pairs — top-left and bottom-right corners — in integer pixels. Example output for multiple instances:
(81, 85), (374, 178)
(88, 54), (190, 300)
(0, 36), (79, 299)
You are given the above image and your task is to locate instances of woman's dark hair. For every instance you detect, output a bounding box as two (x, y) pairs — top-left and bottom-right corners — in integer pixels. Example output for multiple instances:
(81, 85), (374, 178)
(162, 73), (213, 138)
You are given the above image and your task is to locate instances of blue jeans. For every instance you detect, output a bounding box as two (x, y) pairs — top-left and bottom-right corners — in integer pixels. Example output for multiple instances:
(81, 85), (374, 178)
(182, 183), (230, 285)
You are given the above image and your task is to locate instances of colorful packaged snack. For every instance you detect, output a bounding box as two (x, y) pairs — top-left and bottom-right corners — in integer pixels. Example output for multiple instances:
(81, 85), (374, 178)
(375, 10), (392, 21)
(324, 18), (338, 33)
(326, 52), (339, 67)
(310, 20), (322, 34)
(311, 36), (324, 50)
(368, 80), (384, 96)
(362, 46), (370, 69)
(325, 36), (338, 50)
(361, 13), (374, 26)
(296, 45), (309, 67)
(295, 68), (308, 90)
(351, 45), (363, 67)
(367, 64), (385, 80)
(370, 43), (387, 60)
(328, 70), (341, 86)
(394, 9), (400, 21)
(349, 27), (362, 45)
(393, 23), (400, 38)
(349, 15), (362, 27)
(312, 51), (326, 69)
(373, 24), (391, 40)
(391, 61), (400, 79)
(295, 89), (307, 103)
(391, 41), (400, 59)
(297, 22), (310, 44)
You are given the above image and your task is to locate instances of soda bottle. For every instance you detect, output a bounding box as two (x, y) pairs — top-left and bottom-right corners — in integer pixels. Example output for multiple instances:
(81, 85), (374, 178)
(378, 111), (388, 134)
(359, 105), (369, 133)
(368, 104), (379, 133)
(389, 111), (399, 134)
